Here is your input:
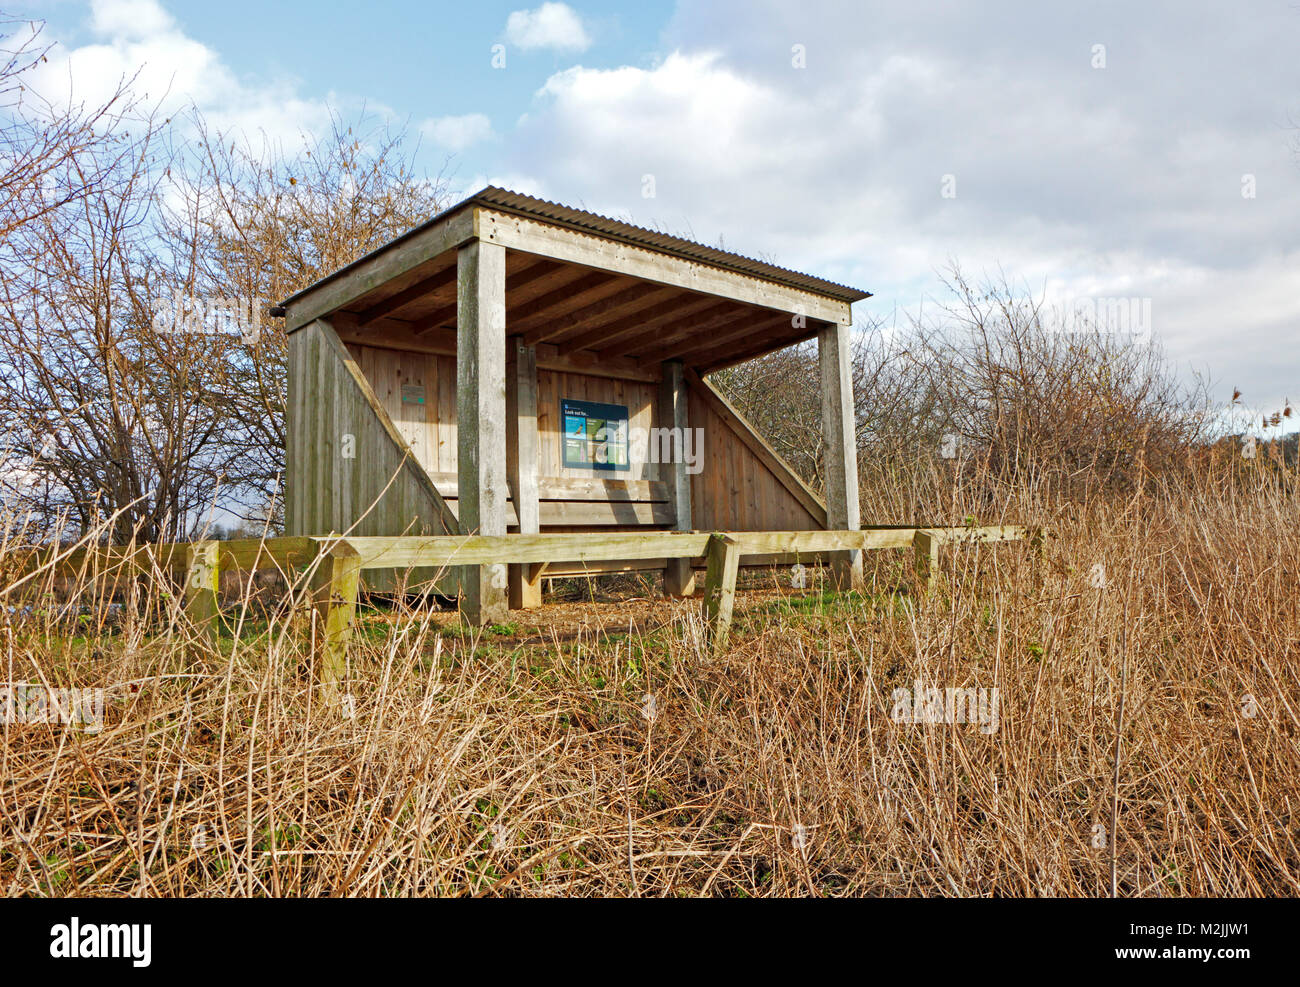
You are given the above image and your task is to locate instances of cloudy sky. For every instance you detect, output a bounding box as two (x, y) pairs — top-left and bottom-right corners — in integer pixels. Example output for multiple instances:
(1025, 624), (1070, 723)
(13, 0), (1300, 429)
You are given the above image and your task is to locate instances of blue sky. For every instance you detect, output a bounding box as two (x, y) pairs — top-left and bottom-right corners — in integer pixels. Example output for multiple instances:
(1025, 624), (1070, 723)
(21, 0), (674, 190)
(12, 0), (1300, 433)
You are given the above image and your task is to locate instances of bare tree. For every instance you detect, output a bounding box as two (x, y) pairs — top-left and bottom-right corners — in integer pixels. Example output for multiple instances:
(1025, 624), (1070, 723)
(0, 15), (139, 247)
(156, 110), (452, 528)
(0, 36), (452, 542)
(0, 101), (250, 543)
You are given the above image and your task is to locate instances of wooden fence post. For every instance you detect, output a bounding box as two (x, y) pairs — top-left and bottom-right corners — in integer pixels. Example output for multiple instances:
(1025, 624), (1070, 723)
(912, 529), (939, 593)
(310, 540), (362, 688)
(183, 541), (219, 641)
(1029, 525), (1046, 591)
(702, 533), (739, 651)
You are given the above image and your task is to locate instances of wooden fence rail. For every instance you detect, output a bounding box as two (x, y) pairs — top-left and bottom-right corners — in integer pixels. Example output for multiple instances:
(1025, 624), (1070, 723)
(5, 525), (1040, 680)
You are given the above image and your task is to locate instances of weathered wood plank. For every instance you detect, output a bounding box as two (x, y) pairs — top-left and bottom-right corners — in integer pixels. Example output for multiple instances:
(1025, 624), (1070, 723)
(525, 283), (670, 348)
(542, 499), (674, 526)
(287, 320), (460, 597)
(818, 323), (863, 589)
(507, 339), (542, 609)
(215, 537), (318, 571)
(309, 540), (362, 687)
(599, 300), (739, 360)
(736, 529), (913, 554)
(332, 321), (660, 383)
(427, 495), (676, 527)
(19, 527), (1038, 597)
(540, 477), (667, 502)
(359, 263), (458, 323)
(702, 533), (740, 651)
(476, 208), (851, 325)
(342, 532), (713, 569)
(183, 541), (219, 640)
(285, 329), (306, 536)
(670, 313), (801, 369)
(333, 527), (935, 570)
(660, 360), (695, 597)
(913, 529), (939, 593)
(550, 286), (684, 354)
(685, 368), (828, 527)
(535, 345), (658, 382)
(504, 270), (619, 327)
(285, 210), (476, 332)
(638, 311), (790, 366)
(312, 319), (461, 536)
(456, 240), (510, 625)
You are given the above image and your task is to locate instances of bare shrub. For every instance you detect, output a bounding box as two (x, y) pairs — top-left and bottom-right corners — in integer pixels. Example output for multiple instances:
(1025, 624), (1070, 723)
(909, 269), (1211, 505)
(2, 462), (1297, 896)
(0, 83), (450, 538)
(156, 111), (452, 527)
(715, 271), (1211, 526)
(0, 16), (140, 246)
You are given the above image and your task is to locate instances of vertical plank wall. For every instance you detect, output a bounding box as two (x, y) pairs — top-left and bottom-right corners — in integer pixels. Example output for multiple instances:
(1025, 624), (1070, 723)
(347, 343), (668, 528)
(686, 381), (825, 532)
(306, 339), (828, 574)
(286, 322), (459, 593)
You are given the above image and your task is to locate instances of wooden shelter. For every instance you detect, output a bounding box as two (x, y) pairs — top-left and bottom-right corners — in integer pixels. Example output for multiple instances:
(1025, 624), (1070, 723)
(276, 187), (871, 625)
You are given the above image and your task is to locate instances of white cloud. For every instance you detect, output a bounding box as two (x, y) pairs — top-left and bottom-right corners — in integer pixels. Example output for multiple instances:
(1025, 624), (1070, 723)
(504, 3), (592, 53)
(29, 0), (333, 145)
(500, 0), (1300, 413)
(89, 0), (175, 40)
(17, 0), (1298, 418)
(509, 49), (891, 263)
(421, 113), (493, 152)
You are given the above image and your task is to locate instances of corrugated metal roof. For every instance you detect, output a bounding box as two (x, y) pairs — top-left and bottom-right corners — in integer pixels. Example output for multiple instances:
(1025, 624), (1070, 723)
(470, 187), (871, 302)
(281, 186), (871, 307)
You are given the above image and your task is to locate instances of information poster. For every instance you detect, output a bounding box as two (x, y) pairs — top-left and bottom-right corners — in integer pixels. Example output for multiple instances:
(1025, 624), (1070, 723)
(561, 398), (629, 471)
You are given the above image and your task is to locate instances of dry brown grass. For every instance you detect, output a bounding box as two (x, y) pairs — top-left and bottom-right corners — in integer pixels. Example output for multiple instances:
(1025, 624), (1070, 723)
(1, 464), (1297, 897)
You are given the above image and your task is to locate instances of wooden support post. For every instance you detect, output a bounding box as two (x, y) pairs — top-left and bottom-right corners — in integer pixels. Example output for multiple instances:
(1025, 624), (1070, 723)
(701, 533), (739, 651)
(913, 529), (939, 593)
(506, 338), (542, 609)
(456, 239), (509, 626)
(310, 540), (362, 687)
(1029, 525), (1045, 592)
(819, 322), (863, 590)
(661, 359), (696, 597)
(183, 540), (219, 641)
